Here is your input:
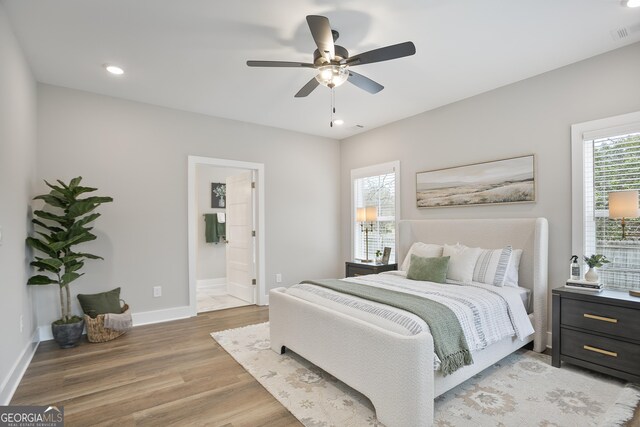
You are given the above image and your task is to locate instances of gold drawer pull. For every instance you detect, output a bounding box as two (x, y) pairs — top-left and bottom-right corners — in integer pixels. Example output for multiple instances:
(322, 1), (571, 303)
(583, 313), (618, 323)
(583, 345), (618, 357)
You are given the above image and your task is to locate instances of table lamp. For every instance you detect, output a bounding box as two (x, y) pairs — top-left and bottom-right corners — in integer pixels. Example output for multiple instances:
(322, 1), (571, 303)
(608, 190), (639, 240)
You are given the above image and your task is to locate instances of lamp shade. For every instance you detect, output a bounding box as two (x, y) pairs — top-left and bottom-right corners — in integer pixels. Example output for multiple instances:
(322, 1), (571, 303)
(608, 190), (639, 219)
(356, 206), (378, 222)
(365, 206), (378, 222)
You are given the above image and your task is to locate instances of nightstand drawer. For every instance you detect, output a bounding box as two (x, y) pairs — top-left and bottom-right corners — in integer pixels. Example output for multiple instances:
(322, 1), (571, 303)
(348, 266), (375, 277)
(561, 298), (639, 341)
(560, 329), (640, 376)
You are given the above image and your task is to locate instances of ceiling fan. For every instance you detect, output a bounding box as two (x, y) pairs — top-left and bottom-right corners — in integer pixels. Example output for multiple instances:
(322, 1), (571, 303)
(247, 15), (416, 98)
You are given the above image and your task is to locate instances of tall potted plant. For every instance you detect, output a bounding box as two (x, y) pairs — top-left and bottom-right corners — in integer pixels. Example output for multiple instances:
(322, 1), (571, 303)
(26, 177), (113, 348)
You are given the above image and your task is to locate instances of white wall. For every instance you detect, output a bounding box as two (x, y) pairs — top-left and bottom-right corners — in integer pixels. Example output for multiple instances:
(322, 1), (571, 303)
(196, 165), (245, 281)
(35, 84), (341, 327)
(0, 4), (38, 403)
(341, 42), (640, 333)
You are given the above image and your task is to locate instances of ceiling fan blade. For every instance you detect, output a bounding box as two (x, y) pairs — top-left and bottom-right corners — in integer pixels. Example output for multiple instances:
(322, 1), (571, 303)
(247, 60), (315, 68)
(344, 41), (416, 66)
(294, 77), (320, 97)
(347, 71), (384, 94)
(306, 15), (335, 61)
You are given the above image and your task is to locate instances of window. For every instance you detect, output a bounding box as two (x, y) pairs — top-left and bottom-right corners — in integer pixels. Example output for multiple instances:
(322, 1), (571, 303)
(572, 112), (640, 290)
(351, 161), (400, 263)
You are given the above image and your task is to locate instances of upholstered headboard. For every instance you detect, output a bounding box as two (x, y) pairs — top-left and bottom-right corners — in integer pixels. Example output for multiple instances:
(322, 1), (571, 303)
(397, 218), (549, 350)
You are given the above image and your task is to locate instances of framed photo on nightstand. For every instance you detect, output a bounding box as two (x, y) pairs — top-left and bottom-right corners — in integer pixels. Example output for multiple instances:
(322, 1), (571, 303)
(381, 247), (391, 264)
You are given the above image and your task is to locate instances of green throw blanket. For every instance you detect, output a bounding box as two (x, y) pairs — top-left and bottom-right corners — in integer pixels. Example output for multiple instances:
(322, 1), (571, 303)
(301, 279), (473, 375)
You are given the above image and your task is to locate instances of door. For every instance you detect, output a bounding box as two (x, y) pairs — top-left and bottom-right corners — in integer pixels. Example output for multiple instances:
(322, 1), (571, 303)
(225, 171), (256, 303)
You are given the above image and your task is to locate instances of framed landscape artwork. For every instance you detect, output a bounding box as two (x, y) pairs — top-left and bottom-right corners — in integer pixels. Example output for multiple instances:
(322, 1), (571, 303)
(416, 155), (535, 208)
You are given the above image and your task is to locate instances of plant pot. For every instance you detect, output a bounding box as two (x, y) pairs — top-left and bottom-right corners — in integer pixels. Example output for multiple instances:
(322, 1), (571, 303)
(585, 267), (599, 283)
(51, 319), (85, 348)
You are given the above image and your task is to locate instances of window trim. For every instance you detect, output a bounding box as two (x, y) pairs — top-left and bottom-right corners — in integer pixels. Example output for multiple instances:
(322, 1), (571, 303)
(350, 161), (401, 262)
(571, 110), (640, 259)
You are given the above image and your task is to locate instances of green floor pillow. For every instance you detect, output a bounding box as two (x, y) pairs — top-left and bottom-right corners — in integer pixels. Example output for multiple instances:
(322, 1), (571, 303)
(77, 287), (122, 318)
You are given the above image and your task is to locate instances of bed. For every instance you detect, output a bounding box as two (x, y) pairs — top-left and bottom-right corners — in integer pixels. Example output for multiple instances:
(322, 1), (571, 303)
(269, 218), (548, 427)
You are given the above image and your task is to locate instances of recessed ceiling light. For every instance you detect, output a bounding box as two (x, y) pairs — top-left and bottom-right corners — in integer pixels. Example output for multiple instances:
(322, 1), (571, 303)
(104, 64), (124, 75)
(624, 0), (640, 7)
(333, 119), (344, 126)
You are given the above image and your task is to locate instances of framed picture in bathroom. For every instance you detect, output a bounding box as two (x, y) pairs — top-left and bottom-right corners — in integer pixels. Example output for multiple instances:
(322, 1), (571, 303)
(211, 183), (226, 208)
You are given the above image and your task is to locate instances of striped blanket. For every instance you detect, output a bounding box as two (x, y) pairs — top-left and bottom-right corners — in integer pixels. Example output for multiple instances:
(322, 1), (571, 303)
(285, 271), (534, 371)
(301, 279), (472, 375)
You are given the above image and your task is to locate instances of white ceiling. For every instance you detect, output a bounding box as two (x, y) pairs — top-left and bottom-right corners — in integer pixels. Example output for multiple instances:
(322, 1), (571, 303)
(3, 0), (640, 139)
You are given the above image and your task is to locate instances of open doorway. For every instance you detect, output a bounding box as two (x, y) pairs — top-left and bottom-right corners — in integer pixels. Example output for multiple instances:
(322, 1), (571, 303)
(187, 156), (266, 316)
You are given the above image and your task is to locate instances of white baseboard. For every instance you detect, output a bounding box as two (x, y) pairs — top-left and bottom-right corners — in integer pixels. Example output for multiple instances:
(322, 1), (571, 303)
(38, 325), (53, 342)
(260, 293), (269, 306)
(197, 278), (226, 288)
(38, 305), (195, 341)
(547, 331), (552, 349)
(0, 330), (39, 405)
(130, 305), (193, 327)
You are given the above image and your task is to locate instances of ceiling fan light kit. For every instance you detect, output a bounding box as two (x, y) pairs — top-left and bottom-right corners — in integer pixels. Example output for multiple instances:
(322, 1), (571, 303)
(316, 65), (349, 88)
(246, 15), (416, 98)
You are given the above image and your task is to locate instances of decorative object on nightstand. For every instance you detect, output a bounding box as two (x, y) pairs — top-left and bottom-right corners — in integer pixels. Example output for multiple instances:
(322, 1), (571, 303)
(345, 260), (397, 278)
(570, 255), (581, 280)
(552, 287), (640, 383)
(356, 206), (377, 262)
(381, 247), (391, 265)
(608, 190), (638, 240)
(565, 279), (603, 292)
(583, 254), (609, 283)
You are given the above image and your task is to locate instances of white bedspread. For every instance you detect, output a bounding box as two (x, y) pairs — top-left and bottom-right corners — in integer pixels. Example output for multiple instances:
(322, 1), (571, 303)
(285, 271), (534, 370)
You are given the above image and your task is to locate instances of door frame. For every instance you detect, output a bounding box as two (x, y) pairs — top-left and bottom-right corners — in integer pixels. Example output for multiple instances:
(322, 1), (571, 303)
(187, 156), (266, 316)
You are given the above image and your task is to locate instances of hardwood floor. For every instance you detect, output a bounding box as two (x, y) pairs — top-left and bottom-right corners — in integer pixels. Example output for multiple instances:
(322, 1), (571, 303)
(11, 306), (301, 426)
(12, 305), (640, 426)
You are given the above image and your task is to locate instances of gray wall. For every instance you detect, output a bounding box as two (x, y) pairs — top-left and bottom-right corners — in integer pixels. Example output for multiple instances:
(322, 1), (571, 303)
(35, 84), (341, 326)
(340, 42), (640, 332)
(0, 4), (38, 403)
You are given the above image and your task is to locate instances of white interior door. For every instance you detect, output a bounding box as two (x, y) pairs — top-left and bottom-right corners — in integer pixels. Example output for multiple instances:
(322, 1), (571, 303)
(225, 171), (255, 303)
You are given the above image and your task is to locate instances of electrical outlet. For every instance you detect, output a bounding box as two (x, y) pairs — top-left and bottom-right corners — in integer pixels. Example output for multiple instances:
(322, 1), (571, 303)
(19, 315), (23, 333)
(153, 286), (162, 297)
(276, 273), (282, 283)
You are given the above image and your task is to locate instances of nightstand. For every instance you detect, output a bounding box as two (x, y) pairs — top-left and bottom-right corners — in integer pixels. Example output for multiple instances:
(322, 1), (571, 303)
(552, 287), (640, 382)
(345, 261), (397, 278)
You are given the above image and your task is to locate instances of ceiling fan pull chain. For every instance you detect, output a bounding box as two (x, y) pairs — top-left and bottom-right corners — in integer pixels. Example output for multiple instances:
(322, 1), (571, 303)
(330, 88), (334, 127)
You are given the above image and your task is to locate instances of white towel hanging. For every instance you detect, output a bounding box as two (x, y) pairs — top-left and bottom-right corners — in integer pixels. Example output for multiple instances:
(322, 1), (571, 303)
(217, 212), (226, 223)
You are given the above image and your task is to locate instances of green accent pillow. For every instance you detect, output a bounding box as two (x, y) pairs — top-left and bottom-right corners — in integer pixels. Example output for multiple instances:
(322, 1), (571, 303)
(406, 255), (450, 283)
(77, 287), (122, 318)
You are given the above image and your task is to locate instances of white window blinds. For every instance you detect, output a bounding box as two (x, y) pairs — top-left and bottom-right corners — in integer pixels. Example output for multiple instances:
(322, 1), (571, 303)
(583, 131), (640, 289)
(352, 162), (400, 263)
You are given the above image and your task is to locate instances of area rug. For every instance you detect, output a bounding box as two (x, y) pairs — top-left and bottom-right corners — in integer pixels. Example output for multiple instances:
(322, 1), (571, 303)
(211, 322), (640, 427)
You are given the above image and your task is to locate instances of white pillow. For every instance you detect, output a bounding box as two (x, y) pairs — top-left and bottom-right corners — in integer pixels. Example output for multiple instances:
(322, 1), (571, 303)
(504, 249), (523, 287)
(442, 243), (482, 283)
(472, 246), (513, 287)
(401, 242), (443, 271)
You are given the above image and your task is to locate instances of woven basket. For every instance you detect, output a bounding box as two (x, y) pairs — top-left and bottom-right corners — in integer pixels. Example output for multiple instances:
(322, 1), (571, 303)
(84, 303), (130, 343)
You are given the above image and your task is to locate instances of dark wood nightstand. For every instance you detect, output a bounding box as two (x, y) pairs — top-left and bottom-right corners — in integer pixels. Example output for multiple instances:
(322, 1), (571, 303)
(345, 261), (397, 278)
(552, 287), (640, 382)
